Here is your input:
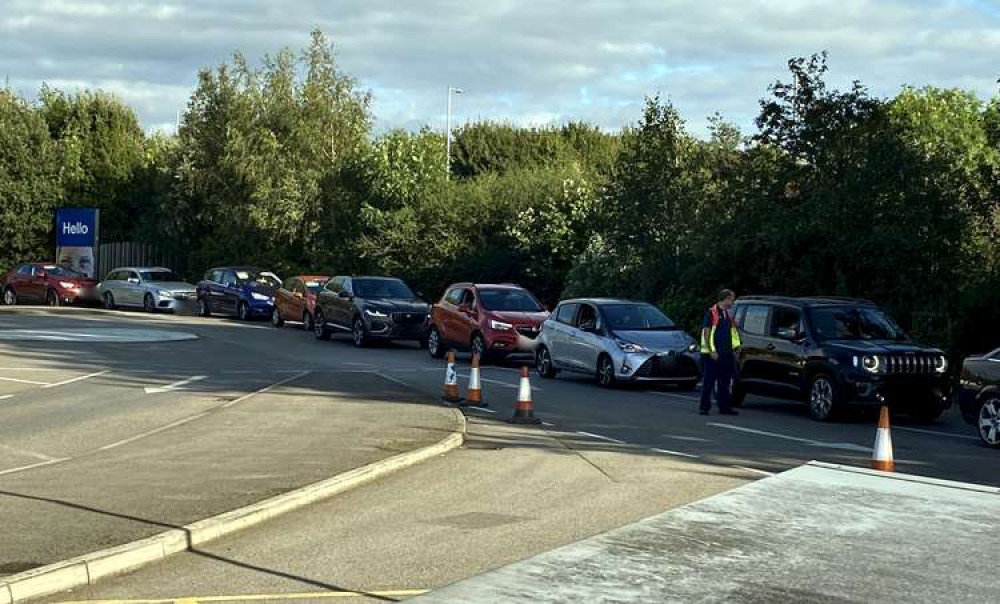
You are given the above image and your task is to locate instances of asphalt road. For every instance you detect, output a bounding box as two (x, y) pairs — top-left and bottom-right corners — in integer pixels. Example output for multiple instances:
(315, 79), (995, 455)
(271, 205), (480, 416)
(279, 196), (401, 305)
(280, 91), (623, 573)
(1, 306), (995, 603)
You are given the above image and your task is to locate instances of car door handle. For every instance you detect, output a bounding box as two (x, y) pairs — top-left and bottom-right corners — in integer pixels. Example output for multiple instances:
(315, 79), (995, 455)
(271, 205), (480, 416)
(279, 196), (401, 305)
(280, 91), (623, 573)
(766, 343), (776, 351)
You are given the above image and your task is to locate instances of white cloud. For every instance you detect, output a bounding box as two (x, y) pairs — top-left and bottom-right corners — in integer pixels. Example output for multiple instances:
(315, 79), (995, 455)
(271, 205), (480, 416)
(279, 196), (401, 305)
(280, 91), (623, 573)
(1, 0), (999, 137)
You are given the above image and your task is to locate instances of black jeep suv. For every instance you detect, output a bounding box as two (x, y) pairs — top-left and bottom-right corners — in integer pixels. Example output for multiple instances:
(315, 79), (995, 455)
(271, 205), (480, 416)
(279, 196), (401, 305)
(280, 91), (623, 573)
(313, 276), (429, 347)
(731, 297), (951, 422)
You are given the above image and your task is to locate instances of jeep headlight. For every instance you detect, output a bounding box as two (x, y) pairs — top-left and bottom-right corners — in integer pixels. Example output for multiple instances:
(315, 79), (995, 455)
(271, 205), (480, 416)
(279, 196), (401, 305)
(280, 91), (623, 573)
(854, 355), (881, 373)
(934, 355), (948, 374)
(364, 308), (388, 318)
(687, 342), (698, 353)
(250, 292), (270, 301)
(616, 339), (647, 354)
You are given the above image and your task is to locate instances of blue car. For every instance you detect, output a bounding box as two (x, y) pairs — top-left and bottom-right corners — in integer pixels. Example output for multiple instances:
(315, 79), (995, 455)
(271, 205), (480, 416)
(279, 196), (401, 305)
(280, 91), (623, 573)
(196, 266), (282, 321)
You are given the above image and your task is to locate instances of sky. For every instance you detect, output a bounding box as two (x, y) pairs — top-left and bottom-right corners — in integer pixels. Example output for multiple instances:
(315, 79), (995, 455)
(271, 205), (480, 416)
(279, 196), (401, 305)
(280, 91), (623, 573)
(2, 0), (1000, 137)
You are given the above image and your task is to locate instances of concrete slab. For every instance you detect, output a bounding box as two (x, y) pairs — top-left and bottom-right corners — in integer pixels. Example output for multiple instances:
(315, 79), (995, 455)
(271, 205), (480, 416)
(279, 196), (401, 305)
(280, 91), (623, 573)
(412, 462), (1000, 604)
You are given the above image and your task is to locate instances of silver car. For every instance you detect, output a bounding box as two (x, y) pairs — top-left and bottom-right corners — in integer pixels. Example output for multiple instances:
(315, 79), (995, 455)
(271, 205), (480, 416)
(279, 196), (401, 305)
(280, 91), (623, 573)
(99, 267), (197, 313)
(535, 298), (701, 388)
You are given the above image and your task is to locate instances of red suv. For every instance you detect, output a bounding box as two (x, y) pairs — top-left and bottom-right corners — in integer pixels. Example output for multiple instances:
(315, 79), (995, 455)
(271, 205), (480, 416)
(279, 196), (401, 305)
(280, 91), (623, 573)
(2, 263), (99, 306)
(272, 275), (329, 331)
(427, 283), (550, 361)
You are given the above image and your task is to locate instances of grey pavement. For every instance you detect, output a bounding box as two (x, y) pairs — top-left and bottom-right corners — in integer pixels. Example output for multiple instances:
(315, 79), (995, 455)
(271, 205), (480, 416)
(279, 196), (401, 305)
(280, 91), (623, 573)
(412, 462), (1000, 604)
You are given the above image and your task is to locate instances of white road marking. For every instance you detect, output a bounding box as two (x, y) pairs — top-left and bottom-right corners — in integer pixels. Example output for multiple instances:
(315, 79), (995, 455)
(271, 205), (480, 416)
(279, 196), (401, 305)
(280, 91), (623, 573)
(894, 426), (980, 441)
(0, 395), (13, 401)
(457, 374), (542, 391)
(41, 369), (110, 389)
(709, 422), (871, 453)
(221, 371), (310, 408)
(98, 413), (211, 451)
(576, 431), (625, 444)
(651, 447), (700, 459)
(0, 457), (71, 477)
(0, 376), (50, 386)
(662, 434), (711, 443)
(651, 391), (699, 402)
(375, 372), (416, 389)
(468, 406), (497, 414)
(541, 421), (554, 427)
(0, 443), (61, 462)
(144, 375), (208, 394)
(732, 465), (776, 476)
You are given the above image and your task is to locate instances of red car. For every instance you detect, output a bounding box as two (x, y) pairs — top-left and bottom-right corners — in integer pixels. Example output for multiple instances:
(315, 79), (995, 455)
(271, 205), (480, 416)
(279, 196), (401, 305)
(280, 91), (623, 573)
(2, 262), (99, 306)
(271, 275), (330, 331)
(427, 282), (550, 361)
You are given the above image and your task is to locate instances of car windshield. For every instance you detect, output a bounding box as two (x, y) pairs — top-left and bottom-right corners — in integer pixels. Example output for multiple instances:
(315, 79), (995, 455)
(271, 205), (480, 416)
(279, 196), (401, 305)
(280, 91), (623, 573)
(603, 304), (676, 330)
(234, 270), (281, 287)
(808, 307), (908, 341)
(478, 289), (543, 312)
(43, 265), (83, 277)
(353, 278), (414, 299)
(304, 280), (327, 293)
(140, 270), (182, 283)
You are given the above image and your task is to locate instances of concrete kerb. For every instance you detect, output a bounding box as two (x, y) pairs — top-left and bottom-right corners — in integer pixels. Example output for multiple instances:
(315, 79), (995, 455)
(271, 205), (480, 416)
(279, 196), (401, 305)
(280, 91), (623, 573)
(0, 408), (466, 603)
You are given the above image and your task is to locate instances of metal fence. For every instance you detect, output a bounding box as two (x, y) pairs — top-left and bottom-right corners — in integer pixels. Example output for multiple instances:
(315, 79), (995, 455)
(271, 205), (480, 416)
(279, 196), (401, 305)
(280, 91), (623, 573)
(97, 242), (184, 280)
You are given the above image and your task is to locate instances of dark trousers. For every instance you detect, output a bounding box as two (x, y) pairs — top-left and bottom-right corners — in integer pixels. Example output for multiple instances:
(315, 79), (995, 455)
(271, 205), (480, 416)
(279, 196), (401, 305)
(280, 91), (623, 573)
(700, 353), (734, 412)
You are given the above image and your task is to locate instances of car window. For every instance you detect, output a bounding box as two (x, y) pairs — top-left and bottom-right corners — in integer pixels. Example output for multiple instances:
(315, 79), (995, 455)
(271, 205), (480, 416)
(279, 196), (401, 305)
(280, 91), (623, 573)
(577, 304), (599, 330)
(303, 279), (326, 293)
(555, 303), (579, 325)
(342, 278), (353, 295)
(222, 270), (238, 286)
(603, 304), (675, 330)
(283, 278), (298, 293)
(325, 277), (342, 293)
(742, 305), (770, 336)
(17, 265), (32, 276)
(140, 270), (181, 282)
(807, 307), (907, 342)
(733, 304), (747, 328)
(445, 288), (463, 305)
(770, 307), (802, 339)
(43, 265), (82, 277)
(478, 288), (543, 312)
(208, 270), (223, 283)
(128, 271), (140, 282)
(353, 278), (415, 299)
(461, 289), (476, 308)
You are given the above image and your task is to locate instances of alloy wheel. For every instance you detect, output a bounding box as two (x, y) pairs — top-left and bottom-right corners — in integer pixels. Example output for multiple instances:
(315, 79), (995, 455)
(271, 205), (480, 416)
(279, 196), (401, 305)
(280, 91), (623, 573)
(4, 288), (16, 306)
(427, 328), (443, 358)
(810, 376), (835, 420)
(47, 290), (59, 307)
(302, 311), (313, 331)
(978, 398), (1000, 447)
(353, 318), (366, 347)
(238, 302), (249, 321)
(197, 298), (210, 317)
(471, 334), (486, 360)
(144, 294), (155, 313)
(272, 308), (283, 328)
(537, 347), (555, 378)
(598, 356), (615, 388)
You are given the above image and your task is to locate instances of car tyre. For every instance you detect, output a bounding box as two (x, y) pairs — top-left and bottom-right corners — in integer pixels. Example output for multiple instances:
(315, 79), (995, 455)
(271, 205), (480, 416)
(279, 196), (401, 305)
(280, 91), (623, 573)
(46, 289), (60, 307)
(272, 307), (284, 328)
(808, 374), (840, 421)
(103, 292), (116, 310)
(302, 310), (313, 332)
(3, 287), (16, 306)
(976, 396), (1000, 448)
(536, 346), (557, 379)
(427, 326), (445, 359)
(352, 317), (368, 348)
(677, 380), (697, 392)
(314, 310), (331, 340)
(237, 301), (251, 321)
(910, 401), (945, 424)
(471, 333), (488, 363)
(197, 297), (212, 317)
(597, 354), (617, 388)
(143, 293), (156, 313)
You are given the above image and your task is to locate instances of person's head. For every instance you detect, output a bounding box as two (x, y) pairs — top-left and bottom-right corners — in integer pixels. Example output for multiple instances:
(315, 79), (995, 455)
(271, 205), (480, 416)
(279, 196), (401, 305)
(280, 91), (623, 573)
(717, 289), (736, 309)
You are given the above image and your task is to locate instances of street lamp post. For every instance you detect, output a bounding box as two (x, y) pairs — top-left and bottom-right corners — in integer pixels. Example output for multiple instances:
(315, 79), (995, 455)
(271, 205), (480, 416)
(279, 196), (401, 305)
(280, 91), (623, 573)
(446, 86), (463, 178)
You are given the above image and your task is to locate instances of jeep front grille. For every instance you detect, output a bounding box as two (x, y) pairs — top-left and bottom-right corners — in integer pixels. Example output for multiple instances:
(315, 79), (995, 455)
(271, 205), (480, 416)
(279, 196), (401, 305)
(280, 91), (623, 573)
(883, 355), (935, 375)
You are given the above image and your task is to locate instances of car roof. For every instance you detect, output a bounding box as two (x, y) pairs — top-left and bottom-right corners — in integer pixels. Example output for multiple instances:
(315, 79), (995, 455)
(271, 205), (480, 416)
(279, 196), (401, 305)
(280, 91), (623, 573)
(447, 283), (528, 291)
(558, 298), (653, 307)
(110, 267), (172, 272)
(290, 275), (330, 281)
(209, 266), (263, 272)
(735, 295), (877, 307)
(340, 275), (404, 281)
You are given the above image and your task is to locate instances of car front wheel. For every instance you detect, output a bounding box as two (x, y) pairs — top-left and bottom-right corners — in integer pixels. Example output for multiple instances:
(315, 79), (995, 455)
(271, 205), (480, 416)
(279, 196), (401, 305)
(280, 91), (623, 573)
(143, 294), (156, 313)
(314, 310), (331, 340)
(237, 302), (250, 321)
(302, 311), (313, 332)
(597, 355), (617, 388)
(272, 307), (284, 328)
(808, 374), (839, 421)
(3, 287), (16, 306)
(197, 298), (211, 317)
(536, 346), (557, 379)
(977, 397), (1000, 448)
(471, 333), (487, 362)
(352, 317), (368, 348)
(427, 326), (445, 358)
(46, 290), (60, 307)
(103, 292), (116, 310)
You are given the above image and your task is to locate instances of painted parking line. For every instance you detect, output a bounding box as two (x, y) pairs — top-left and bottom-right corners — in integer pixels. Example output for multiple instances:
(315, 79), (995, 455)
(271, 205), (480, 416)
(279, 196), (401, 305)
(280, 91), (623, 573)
(662, 434), (711, 443)
(99, 413), (211, 451)
(0, 457), (71, 477)
(708, 422), (872, 453)
(650, 391), (700, 402)
(576, 431), (626, 444)
(221, 371), (311, 408)
(144, 375), (208, 395)
(0, 394), (13, 401)
(0, 376), (51, 386)
(467, 406), (497, 414)
(57, 589), (430, 604)
(41, 369), (110, 389)
(731, 465), (776, 476)
(651, 447), (700, 459)
(894, 426), (980, 441)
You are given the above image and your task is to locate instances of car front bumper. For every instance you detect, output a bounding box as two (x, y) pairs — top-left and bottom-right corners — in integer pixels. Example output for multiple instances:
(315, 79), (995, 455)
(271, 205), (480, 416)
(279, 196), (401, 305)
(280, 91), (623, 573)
(365, 316), (428, 341)
(155, 294), (198, 313)
(60, 287), (100, 305)
(486, 329), (541, 355)
(841, 372), (952, 409)
(617, 350), (701, 383)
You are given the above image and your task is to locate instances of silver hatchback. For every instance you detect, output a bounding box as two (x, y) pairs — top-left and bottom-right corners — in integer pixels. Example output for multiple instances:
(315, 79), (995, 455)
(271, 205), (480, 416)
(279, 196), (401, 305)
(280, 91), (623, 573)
(99, 267), (197, 313)
(535, 298), (701, 388)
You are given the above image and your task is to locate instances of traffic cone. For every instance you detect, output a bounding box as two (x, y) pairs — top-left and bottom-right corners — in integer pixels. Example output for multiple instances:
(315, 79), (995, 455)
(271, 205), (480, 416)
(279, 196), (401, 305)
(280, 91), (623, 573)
(508, 365), (541, 424)
(461, 353), (488, 407)
(872, 406), (895, 472)
(442, 350), (463, 404)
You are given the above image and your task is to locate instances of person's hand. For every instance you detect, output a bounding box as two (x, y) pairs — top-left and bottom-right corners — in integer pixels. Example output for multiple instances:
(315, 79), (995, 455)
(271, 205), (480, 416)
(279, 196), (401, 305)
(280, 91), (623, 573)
(711, 352), (719, 361)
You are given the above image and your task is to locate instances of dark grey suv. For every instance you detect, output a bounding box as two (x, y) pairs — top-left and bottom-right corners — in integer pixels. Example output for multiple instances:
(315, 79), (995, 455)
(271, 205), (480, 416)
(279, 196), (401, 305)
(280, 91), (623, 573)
(313, 276), (429, 347)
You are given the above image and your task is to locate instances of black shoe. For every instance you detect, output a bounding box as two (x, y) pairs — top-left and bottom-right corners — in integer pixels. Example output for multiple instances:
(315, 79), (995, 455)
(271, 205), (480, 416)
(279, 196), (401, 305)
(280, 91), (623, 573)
(698, 409), (710, 415)
(719, 409), (739, 416)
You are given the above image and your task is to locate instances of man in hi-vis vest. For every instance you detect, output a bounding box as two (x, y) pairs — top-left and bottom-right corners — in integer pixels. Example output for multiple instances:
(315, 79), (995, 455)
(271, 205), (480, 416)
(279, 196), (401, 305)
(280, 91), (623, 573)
(699, 289), (741, 416)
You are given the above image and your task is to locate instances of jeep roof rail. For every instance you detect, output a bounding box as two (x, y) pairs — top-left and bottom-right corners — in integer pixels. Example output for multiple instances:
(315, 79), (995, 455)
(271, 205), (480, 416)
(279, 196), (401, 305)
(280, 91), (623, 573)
(798, 296), (877, 305)
(737, 295), (878, 306)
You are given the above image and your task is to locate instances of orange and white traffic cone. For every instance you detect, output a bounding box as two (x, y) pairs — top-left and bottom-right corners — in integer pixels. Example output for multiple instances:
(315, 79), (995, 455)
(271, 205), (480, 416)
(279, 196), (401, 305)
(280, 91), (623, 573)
(442, 350), (463, 404)
(872, 405), (895, 472)
(508, 365), (541, 424)
(461, 353), (488, 407)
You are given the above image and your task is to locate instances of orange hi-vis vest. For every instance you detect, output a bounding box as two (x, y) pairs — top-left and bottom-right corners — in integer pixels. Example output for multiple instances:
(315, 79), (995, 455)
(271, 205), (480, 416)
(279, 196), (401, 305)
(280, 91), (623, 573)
(700, 304), (742, 354)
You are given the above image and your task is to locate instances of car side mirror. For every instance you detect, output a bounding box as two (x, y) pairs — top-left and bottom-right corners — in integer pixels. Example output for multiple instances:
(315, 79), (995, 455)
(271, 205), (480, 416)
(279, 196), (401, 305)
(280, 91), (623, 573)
(127, 278), (140, 284)
(580, 322), (597, 333)
(36, 271), (47, 278)
(338, 290), (352, 299)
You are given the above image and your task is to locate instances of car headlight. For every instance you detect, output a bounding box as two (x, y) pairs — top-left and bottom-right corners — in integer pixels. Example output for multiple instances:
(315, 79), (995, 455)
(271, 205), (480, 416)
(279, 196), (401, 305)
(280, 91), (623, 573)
(157, 290), (173, 299)
(59, 281), (76, 289)
(616, 339), (647, 354)
(490, 320), (514, 331)
(364, 308), (388, 318)
(250, 292), (271, 301)
(854, 355), (881, 373)
(934, 355), (948, 374)
(687, 342), (698, 353)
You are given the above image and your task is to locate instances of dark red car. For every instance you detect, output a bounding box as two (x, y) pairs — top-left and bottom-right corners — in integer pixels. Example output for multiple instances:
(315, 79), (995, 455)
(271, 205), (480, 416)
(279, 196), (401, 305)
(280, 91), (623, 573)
(271, 275), (330, 331)
(427, 283), (550, 361)
(2, 262), (99, 306)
